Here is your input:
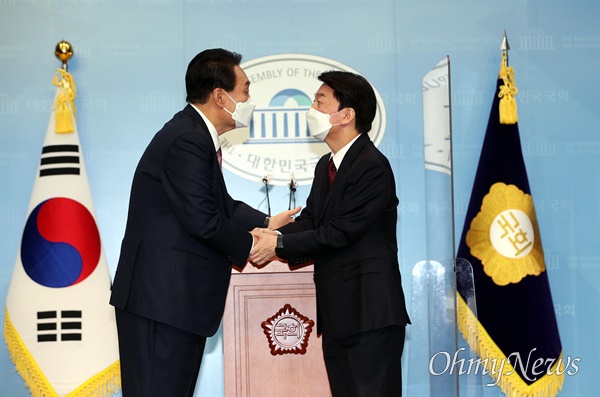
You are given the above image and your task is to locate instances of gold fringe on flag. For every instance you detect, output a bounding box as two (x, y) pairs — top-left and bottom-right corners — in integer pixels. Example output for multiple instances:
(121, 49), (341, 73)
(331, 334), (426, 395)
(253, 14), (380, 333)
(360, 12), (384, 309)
(52, 68), (77, 134)
(456, 294), (565, 397)
(66, 362), (121, 397)
(4, 309), (121, 397)
(498, 51), (519, 125)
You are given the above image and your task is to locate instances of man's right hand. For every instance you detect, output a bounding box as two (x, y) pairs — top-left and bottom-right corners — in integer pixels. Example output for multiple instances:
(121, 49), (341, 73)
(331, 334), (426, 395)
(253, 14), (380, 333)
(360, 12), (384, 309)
(249, 228), (278, 266)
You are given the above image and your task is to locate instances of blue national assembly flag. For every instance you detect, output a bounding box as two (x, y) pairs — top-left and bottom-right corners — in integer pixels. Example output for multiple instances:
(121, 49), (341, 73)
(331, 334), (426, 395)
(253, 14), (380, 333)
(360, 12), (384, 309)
(456, 53), (564, 396)
(4, 66), (120, 396)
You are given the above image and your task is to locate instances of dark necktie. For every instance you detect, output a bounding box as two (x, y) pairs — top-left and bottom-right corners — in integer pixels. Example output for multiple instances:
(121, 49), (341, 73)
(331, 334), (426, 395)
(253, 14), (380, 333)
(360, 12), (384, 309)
(327, 158), (337, 190)
(217, 147), (222, 170)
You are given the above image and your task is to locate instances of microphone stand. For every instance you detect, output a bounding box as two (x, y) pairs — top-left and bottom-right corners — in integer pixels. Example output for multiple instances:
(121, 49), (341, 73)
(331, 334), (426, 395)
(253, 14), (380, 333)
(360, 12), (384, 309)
(262, 176), (271, 216)
(288, 173), (297, 210)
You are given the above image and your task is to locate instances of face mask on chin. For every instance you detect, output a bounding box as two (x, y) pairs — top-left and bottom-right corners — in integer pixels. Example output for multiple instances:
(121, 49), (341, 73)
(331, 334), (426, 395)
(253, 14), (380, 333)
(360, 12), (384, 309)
(223, 91), (256, 129)
(305, 107), (342, 141)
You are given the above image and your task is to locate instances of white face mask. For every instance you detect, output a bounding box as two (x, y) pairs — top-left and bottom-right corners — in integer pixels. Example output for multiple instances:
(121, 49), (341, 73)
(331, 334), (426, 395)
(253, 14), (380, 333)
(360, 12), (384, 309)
(223, 91), (256, 129)
(306, 107), (341, 141)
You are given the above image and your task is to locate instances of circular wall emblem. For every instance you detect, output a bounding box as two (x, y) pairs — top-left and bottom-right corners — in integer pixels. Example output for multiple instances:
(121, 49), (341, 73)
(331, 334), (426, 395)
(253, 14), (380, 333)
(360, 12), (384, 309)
(221, 54), (387, 186)
(261, 303), (314, 355)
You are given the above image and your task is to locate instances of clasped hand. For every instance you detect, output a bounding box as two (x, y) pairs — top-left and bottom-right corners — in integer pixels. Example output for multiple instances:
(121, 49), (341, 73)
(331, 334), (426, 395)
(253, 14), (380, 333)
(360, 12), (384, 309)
(249, 206), (300, 266)
(249, 228), (278, 266)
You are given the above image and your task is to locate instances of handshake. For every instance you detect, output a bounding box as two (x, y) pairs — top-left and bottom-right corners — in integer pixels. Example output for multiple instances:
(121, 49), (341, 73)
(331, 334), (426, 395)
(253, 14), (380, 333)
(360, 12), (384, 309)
(249, 206), (301, 266)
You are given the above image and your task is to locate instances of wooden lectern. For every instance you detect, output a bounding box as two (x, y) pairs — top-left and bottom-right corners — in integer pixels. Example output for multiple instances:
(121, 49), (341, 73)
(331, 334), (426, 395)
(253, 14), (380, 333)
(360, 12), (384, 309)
(223, 261), (331, 397)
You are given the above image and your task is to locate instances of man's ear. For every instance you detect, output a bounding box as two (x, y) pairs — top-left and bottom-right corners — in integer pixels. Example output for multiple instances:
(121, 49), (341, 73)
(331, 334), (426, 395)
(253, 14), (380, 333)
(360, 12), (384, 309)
(341, 108), (355, 125)
(212, 88), (225, 108)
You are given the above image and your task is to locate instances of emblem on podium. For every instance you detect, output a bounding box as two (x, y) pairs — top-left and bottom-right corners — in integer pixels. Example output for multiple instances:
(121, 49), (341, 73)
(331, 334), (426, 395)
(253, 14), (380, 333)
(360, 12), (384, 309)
(262, 304), (314, 355)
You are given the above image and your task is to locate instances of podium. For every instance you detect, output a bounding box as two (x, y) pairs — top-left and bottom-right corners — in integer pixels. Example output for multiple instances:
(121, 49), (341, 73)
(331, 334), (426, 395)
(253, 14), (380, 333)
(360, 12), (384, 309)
(223, 261), (331, 397)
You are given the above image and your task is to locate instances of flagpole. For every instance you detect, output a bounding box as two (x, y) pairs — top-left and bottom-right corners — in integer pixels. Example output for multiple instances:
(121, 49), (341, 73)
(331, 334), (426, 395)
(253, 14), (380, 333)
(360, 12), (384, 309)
(52, 41), (77, 134)
(499, 30), (519, 124)
(447, 54), (460, 397)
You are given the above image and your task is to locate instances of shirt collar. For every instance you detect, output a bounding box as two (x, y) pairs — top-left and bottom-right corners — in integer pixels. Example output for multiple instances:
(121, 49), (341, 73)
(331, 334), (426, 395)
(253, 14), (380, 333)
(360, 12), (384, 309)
(191, 104), (220, 152)
(330, 134), (361, 170)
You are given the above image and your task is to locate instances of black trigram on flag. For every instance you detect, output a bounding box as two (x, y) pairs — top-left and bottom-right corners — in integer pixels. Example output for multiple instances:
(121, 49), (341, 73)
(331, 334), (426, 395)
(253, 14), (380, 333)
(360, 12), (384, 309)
(37, 310), (82, 342)
(40, 144), (80, 177)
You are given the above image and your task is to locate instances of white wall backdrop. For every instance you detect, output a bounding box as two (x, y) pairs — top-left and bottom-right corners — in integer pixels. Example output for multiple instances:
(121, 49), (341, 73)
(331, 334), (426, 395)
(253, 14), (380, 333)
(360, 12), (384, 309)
(1, 1), (598, 396)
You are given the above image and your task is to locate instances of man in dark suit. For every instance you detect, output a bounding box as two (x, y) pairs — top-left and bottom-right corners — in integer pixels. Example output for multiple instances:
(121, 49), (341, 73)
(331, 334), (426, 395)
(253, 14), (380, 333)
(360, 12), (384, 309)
(250, 71), (410, 396)
(109, 48), (300, 396)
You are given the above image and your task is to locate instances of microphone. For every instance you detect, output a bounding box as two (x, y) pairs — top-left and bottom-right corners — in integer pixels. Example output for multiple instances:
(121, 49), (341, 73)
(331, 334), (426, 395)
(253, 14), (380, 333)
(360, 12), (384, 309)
(288, 172), (297, 210)
(262, 175), (271, 216)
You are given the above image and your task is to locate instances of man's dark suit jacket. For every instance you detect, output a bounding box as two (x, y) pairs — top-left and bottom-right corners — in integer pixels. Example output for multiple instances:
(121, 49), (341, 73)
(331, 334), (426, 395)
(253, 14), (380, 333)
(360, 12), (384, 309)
(278, 133), (410, 339)
(110, 104), (266, 337)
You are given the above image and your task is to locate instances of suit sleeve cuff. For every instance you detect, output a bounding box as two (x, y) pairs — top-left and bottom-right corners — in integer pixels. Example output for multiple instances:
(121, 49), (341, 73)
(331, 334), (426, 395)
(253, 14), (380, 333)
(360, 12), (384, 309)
(275, 233), (286, 259)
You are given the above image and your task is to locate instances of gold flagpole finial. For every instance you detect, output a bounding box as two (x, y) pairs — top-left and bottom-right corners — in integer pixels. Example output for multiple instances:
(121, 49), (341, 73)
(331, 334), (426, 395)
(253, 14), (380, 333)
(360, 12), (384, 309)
(55, 40), (74, 71)
(498, 30), (518, 124)
(52, 41), (77, 134)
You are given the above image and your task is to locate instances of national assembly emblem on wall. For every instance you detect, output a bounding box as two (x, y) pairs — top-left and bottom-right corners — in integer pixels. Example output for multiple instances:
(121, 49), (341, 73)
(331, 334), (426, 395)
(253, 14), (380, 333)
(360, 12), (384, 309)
(220, 54), (387, 186)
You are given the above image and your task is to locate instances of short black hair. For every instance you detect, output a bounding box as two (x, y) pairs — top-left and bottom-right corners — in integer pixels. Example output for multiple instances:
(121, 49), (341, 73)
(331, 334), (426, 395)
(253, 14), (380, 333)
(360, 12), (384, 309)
(185, 48), (242, 104)
(317, 71), (377, 134)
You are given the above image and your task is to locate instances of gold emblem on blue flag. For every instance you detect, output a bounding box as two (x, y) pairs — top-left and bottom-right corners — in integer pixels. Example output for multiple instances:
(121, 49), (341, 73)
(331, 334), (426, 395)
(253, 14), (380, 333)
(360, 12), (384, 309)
(467, 182), (545, 286)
